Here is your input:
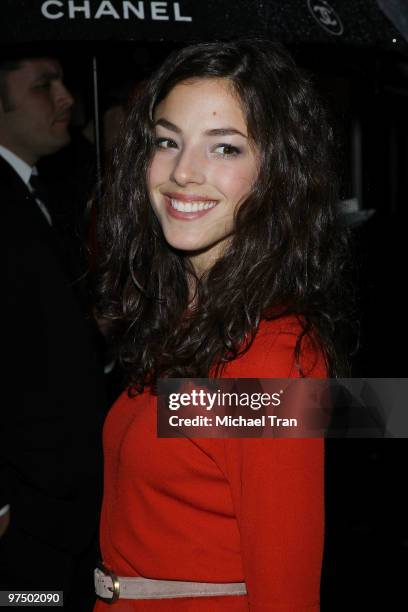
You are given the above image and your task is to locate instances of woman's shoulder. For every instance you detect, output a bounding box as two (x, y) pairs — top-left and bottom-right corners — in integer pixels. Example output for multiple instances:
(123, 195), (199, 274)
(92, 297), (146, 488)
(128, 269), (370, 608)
(222, 314), (327, 378)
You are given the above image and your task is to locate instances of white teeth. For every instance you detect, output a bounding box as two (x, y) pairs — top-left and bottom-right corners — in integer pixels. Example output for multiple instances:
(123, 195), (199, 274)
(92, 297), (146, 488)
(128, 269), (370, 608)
(169, 198), (217, 212)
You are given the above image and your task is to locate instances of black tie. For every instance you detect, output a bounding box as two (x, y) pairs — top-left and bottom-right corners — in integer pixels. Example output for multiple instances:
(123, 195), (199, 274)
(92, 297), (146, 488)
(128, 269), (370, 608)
(29, 171), (53, 225)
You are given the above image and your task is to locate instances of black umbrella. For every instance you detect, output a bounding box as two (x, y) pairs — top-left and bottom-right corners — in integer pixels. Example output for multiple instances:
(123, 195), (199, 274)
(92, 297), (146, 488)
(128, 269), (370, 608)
(1, 0), (407, 54)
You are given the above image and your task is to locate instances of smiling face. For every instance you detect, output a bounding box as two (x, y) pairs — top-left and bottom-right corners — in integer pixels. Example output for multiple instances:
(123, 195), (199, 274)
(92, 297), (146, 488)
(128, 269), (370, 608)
(147, 78), (259, 275)
(0, 58), (73, 165)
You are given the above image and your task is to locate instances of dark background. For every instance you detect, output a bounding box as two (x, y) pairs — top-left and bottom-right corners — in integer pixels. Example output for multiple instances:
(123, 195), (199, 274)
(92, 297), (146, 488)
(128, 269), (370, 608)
(2, 0), (407, 608)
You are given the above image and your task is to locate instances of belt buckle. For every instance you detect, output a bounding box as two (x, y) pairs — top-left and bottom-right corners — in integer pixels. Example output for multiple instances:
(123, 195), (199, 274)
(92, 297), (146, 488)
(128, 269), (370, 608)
(97, 562), (120, 604)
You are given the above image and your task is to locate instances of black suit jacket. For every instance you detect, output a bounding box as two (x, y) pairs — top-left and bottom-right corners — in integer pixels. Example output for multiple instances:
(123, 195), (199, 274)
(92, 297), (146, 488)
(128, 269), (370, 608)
(2, 156), (107, 554)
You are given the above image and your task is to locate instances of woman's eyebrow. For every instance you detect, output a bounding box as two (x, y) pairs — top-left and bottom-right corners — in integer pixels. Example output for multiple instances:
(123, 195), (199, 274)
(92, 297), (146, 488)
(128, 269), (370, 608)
(205, 128), (247, 138)
(154, 118), (247, 138)
(154, 118), (181, 133)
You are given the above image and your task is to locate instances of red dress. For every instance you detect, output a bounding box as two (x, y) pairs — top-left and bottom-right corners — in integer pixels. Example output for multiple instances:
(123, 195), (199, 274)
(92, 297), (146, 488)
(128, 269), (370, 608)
(94, 316), (326, 611)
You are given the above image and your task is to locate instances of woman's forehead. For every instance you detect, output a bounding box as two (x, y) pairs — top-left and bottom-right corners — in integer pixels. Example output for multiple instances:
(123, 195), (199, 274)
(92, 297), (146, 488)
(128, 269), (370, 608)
(153, 78), (247, 131)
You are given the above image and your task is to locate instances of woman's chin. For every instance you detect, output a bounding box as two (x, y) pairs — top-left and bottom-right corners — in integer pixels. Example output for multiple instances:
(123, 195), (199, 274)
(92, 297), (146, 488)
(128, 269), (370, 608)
(165, 237), (209, 254)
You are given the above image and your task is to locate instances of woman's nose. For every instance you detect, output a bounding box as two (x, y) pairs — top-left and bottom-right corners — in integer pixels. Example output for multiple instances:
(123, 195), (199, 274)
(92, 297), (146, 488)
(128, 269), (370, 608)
(170, 147), (206, 186)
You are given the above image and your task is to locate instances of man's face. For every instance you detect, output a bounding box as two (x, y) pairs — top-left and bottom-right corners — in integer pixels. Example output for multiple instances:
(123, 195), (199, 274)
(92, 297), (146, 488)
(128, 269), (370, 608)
(0, 58), (74, 165)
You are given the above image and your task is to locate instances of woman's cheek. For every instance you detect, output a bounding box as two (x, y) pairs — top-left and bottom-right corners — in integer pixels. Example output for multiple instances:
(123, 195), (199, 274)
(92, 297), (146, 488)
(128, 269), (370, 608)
(217, 164), (254, 203)
(148, 156), (162, 188)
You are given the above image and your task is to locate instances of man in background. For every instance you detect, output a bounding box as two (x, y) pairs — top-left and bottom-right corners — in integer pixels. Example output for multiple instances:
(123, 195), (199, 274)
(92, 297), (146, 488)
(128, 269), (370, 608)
(0, 50), (107, 610)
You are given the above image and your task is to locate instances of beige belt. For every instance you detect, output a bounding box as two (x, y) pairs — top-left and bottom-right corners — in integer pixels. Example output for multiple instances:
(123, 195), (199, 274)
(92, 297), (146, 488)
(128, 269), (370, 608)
(95, 564), (247, 603)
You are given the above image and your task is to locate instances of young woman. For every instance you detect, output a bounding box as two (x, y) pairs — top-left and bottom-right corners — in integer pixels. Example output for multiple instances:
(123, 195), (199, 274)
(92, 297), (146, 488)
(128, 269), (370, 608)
(93, 39), (350, 611)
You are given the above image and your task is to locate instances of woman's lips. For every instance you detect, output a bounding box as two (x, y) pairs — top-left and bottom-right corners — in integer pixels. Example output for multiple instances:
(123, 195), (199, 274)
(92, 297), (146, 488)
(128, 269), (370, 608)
(164, 195), (219, 220)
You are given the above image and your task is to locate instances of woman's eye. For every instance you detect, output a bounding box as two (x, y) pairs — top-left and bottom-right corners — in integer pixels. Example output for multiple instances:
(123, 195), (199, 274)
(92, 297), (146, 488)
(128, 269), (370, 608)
(213, 144), (241, 157)
(154, 137), (178, 150)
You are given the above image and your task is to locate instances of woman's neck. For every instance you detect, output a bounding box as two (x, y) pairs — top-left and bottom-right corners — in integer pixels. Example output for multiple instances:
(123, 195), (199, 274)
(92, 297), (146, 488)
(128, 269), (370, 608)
(186, 236), (231, 281)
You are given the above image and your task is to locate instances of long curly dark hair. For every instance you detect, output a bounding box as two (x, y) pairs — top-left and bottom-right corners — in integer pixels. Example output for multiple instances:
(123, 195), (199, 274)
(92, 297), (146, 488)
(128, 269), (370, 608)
(94, 38), (353, 394)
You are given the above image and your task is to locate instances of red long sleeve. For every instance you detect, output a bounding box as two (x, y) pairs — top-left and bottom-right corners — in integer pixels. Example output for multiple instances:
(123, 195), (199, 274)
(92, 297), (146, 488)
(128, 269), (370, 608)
(217, 316), (325, 610)
(219, 438), (324, 611)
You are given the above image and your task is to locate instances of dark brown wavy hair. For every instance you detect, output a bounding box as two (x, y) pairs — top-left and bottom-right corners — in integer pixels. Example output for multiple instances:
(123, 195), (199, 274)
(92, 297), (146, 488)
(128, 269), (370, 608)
(94, 38), (353, 394)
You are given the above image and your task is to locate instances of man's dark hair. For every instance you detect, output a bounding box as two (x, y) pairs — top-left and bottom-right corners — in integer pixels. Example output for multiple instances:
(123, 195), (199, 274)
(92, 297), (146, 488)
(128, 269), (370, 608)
(0, 46), (62, 111)
(0, 59), (23, 111)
